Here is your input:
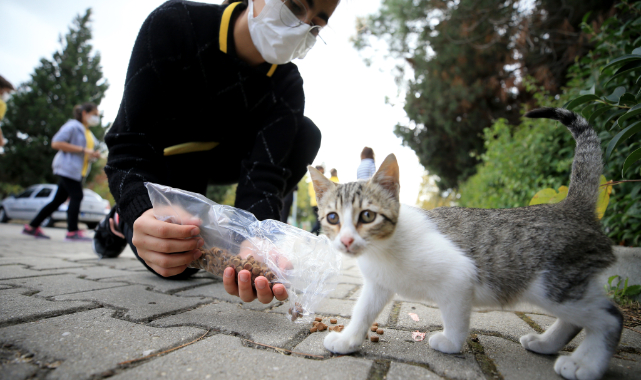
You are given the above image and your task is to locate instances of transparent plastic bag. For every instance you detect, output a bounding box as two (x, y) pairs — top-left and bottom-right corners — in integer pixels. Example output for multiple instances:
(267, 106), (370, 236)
(145, 182), (342, 322)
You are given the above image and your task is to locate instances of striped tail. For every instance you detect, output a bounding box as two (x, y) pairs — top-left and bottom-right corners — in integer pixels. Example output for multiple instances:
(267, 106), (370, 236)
(525, 107), (602, 212)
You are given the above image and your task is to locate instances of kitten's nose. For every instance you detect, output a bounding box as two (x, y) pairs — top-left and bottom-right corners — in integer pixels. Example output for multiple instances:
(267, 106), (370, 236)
(340, 236), (354, 249)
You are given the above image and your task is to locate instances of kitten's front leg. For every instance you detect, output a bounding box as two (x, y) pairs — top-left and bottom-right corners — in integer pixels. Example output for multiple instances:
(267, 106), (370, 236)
(324, 281), (394, 354)
(429, 290), (473, 354)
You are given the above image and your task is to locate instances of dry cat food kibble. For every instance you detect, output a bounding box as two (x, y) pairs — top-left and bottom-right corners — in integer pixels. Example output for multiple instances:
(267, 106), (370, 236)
(330, 318), (337, 324)
(310, 327), (318, 333)
(370, 326), (378, 332)
(288, 302), (304, 321)
(376, 329), (384, 335)
(372, 322), (379, 327)
(193, 247), (278, 288)
(315, 317), (323, 322)
(370, 336), (379, 342)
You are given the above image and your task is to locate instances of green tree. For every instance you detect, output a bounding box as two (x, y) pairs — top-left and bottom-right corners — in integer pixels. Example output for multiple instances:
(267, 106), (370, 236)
(354, 0), (612, 190)
(0, 8), (108, 187)
(458, 1), (641, 246)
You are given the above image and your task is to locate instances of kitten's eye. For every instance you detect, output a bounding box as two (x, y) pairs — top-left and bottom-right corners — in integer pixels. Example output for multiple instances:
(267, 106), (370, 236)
(359, 210), (377, 223)
(326, 212), (340, 225)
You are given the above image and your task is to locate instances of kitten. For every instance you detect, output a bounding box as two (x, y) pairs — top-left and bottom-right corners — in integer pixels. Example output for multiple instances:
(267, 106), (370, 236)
(308, 108), (622, 380)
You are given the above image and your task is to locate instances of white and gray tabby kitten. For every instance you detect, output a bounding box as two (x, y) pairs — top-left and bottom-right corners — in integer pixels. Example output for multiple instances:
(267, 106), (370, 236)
(309, 108), (622, 380)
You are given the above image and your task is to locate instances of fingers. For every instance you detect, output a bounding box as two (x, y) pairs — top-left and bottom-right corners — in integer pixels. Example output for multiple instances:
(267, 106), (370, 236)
(223, 267), (239, 296)
(237, 270), (256, 302)
(109, 218), (125, 239)
(255, 276), (274, 304)
(136, 215), (201, 240)
(272, 283), (288, 301)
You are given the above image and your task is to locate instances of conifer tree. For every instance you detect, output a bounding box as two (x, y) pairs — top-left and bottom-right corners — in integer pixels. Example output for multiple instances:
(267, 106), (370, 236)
(0, 8), (108, 187)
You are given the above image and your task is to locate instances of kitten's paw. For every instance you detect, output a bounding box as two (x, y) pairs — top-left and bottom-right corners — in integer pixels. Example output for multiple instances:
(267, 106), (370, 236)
(324, 332), (364, 354)
(428, 332), (461, 354)
(520, 333), (558, 354)
(554, 355), (602, 380)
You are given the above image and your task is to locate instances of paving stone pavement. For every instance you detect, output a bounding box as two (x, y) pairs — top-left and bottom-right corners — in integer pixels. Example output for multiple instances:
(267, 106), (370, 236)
(0, 223), (640, 380)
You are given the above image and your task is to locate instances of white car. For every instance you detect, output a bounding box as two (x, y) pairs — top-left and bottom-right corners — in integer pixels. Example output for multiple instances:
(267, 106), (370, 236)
(0, 184), (111, 229)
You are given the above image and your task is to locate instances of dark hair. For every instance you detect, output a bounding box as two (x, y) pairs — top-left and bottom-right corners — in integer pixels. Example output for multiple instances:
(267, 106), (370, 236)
(330, 168), (337, 176)
(361, 147), (374, 160)
(0, 75), (14, 91)
(315, 165), (324, 172)
(73, 102), (98, 122)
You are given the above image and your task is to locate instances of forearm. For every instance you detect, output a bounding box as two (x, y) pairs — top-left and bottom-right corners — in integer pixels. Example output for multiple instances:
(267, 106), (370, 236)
(52, 141), (86, 154)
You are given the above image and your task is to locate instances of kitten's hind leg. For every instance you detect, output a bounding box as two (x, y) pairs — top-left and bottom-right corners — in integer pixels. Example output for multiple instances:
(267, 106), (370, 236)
(520, 318), (581, 354)
(554, 302), (622, 380)
(429, 290), (473, 354)
(324, 281), (394, 354)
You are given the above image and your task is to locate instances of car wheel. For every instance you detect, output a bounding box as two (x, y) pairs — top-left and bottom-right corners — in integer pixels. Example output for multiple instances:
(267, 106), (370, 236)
(42, 216), (56, 227)
(86, 222), (98, 230)
(0, 207), (9, 223)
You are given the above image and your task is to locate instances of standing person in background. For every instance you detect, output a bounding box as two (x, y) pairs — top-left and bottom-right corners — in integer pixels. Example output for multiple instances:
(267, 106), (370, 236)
(309, 165), (325, 235)
(0, 75), (15, 154)
(356, 146), (376, 180)
(329, 168), (339, 183)
(22, 102), (101, 240)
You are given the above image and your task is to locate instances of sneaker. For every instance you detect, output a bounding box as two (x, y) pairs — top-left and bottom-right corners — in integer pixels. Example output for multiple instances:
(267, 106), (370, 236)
(65, 230), (92, 242)
(92, 208), (127, 258)
(22, 225), (51, 239)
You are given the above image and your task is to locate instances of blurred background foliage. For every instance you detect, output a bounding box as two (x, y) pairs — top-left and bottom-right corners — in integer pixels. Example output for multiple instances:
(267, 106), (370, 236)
(358, 0), (639, 245)
(0, 9), (108, 195)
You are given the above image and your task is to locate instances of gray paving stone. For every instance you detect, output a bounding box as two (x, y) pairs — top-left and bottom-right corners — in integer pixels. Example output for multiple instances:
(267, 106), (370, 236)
(44, 265), (141, 280)
(527, 314), (641, 351)
(0, 257), (92, 270)
(151, 302), (304, 347)
(110, 334), (373, 380)
(0, 362), (39, 380)
(336, 274), (363, 285)
(470, 311), (535, 341)
(0, 265), (62, 280)
(174, 282), (279, 311)
(270, 298), (394, 326)
(296, 328), (482, 380)
(0, 288), (95, 326)
(97, 272), (216, 294)
(0, 284), (11, 290)
(0, 274), (128, 298)
(74, 257), (146, 271)
(397, 302), (443, 330)
(386, 362), (445, 380)
(478, 334), (641, 380)
(53, 285), (207, 322)
(0, 308), (205, 380)
(293, 316), (359, 356)
(328, 283), (358, 299)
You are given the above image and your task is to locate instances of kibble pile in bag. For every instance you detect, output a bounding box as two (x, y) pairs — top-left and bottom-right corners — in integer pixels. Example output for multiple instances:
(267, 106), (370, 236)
(145, 183), (342, 323)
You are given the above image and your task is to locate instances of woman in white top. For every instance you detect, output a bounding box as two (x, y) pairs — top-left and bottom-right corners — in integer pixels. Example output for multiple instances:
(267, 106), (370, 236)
(356, 146), (376, 180)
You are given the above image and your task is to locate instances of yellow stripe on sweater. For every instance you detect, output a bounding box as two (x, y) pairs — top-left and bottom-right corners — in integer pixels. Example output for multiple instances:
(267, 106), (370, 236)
(163, 141), (219, 156)
(220, 2), (241, 54)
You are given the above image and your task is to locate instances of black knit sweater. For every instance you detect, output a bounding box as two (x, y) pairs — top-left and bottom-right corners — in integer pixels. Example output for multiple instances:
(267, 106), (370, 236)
(105, 0), (306, 227)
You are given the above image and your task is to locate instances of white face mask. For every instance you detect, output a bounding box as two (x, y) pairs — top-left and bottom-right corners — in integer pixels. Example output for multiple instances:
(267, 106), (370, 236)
(248, 0), (318, 65)
(87, 115), (100, 127)
(1, 92), (9, 102)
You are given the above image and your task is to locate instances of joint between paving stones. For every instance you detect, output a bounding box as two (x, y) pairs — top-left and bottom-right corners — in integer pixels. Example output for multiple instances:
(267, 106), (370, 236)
(514, 312), (545, 334)
(366, 358), (391, 380)
(468, 333), (504, 380)
(0, 303), (103, 329)
(387, 300), (402, 327)
(344, 284), (361, 300)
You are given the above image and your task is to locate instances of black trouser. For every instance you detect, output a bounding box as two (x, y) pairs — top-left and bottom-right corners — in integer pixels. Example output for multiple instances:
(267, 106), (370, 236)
(311, 206), (321, 235)
(125, 117), (321, 278)
(30, 176), (84, 232)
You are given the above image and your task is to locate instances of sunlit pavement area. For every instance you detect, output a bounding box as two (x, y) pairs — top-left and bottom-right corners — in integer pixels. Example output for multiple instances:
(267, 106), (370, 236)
(0, 222), (640, 379)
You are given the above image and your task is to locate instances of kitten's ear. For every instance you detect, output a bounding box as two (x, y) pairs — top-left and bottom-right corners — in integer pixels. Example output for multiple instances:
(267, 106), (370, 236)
(371, 154), (400, 199)
(308, 165), (335, 203)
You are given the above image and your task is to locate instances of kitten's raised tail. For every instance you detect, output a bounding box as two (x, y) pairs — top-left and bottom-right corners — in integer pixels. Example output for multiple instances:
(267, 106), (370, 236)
(525, 107), (602, 212)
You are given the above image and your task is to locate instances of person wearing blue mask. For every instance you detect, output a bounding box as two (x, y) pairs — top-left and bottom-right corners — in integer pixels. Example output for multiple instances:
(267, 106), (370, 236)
(98, 0), (340, 304)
